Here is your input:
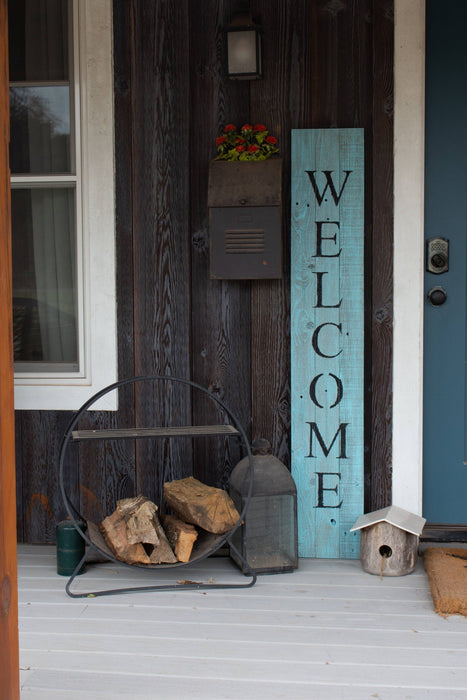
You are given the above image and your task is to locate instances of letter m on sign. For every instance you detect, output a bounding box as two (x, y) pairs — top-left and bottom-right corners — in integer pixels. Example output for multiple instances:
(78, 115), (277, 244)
(290, 129), (364, 559)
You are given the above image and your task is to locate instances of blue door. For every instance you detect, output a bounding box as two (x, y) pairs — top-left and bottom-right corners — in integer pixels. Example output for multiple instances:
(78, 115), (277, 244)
(423, 0), (467, 524)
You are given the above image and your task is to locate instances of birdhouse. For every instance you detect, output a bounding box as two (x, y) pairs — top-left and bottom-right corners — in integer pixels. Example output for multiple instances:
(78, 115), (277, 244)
(350, 506), (426, 576)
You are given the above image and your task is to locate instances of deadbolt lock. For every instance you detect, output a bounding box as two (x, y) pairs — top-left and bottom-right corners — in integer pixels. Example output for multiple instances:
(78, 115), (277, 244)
(426, 237), (449, 274)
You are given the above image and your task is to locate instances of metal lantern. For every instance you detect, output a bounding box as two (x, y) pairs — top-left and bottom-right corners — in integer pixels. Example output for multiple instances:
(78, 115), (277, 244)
(229, 438), (298, 574)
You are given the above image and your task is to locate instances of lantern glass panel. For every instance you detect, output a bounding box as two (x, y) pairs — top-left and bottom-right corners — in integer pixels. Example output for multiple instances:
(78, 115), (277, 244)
(230, 493), (296, 573)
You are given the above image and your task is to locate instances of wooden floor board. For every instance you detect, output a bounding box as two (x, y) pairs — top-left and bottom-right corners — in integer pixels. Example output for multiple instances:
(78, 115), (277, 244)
(19, 585), (433, 607)
(18, 573), (431, 598)
(18, 686), (467, 700)
(18, 545), (467, 699)
(19, 610), (467, 646)
(19, 631), (467, 668)
(19, 649), (467, 688)
(16, 591), (439, 616)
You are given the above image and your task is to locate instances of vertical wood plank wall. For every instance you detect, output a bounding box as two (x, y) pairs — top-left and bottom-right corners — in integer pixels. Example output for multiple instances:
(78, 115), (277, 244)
(14, 0), (393, 543)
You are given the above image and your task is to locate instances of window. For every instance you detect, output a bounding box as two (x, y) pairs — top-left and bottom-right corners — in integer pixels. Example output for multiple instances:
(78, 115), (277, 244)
(9, 0), (117, 410)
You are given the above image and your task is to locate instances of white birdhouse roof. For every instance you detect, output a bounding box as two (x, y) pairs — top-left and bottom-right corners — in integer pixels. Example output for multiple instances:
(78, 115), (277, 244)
(350, 505), (426, 536)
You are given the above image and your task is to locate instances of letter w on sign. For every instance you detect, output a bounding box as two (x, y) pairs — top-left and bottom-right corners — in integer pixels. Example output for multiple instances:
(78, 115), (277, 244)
(291, 129), (364, 559)
(305, 170), (353, 206)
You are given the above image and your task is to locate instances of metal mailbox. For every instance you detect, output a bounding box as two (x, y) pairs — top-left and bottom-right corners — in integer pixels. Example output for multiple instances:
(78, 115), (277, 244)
(208, 158), (283, 279)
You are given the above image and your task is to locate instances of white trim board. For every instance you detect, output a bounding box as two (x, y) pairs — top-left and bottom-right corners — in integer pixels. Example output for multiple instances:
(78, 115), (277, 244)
(392, 0), (425, 514)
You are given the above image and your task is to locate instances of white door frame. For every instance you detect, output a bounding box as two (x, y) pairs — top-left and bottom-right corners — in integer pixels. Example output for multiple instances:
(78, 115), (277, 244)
(393, 0), (425, 515)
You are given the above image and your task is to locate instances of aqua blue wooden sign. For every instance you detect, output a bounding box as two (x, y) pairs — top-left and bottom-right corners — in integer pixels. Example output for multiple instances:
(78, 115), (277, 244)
(291, 129), (364, 559)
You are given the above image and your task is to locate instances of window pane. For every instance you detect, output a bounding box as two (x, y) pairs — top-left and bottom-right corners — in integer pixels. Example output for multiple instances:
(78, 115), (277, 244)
(10, 86), (71, 174)
(8, 0), (70, 82)
(11, 187), (78, 370)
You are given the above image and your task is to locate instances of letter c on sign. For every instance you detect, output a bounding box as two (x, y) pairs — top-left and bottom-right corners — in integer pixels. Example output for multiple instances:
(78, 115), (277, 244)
(311, 323), (343, 358)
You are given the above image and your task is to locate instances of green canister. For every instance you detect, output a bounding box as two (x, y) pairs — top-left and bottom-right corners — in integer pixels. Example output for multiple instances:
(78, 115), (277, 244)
(56, 520), (86, 576)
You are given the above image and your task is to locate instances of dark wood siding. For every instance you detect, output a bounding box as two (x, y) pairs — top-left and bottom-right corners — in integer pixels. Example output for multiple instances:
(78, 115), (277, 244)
(15, 0), (393, 543)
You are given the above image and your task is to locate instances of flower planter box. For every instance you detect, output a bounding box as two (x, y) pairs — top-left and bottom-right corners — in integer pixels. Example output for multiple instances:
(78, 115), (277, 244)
(207, 158), (283, 279)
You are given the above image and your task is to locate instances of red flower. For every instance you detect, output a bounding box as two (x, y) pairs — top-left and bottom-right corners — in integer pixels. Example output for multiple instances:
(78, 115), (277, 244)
(215, 122), (279, 161)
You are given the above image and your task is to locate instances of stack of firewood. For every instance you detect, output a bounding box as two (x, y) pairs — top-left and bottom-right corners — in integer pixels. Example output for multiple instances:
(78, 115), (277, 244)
(99, 477), (240, 565)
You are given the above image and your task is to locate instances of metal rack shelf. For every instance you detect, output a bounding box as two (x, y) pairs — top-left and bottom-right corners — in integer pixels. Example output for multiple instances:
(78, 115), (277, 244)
(71, 424), (240, 441)
(58, 375), (256, 598)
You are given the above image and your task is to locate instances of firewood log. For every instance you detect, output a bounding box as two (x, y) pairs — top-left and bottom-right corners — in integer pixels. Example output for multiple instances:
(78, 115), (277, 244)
(100, 509), (151, 565)
(163, 476), (240, 535)
(160, 514), (198, 562)
(145, 512), (177, 564)
(117, 495), (159, 545)
(100, 499), (177, 565)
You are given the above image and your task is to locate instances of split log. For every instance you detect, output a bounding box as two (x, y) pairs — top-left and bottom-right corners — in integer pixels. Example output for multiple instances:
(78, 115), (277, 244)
(117, 495), (159, 545)
(160, 514), (198, 563)
(100, 499), (177, 565)
(164, 476), (240, 535)
(100, 509), (151, 565)
(145, 512), (177, 564)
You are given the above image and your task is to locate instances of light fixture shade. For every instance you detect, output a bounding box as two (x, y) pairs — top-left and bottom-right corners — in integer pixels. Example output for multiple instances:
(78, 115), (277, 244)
(227, 19), (262, 80)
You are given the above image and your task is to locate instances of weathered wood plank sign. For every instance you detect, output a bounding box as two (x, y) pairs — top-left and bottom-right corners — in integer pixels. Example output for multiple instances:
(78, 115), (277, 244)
(291, 129), (364, 558)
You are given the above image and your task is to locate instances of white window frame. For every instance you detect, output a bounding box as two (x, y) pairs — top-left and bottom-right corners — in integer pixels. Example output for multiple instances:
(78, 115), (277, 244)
(13, 0), (117, 411)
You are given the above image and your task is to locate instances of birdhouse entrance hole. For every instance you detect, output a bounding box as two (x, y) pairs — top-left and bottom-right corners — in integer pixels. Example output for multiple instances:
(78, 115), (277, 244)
(379, 545), (392, 558)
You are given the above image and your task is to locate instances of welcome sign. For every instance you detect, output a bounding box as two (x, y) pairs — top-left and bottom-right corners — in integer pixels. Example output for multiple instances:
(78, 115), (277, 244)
(291, 129), (364, 559)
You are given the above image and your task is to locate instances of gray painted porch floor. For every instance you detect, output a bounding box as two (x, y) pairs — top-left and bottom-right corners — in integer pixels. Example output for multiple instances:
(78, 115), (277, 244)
(18, 544), (467, 699)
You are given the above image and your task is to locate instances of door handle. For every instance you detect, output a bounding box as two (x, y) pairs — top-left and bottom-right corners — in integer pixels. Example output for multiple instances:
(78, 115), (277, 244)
(427, 286), (447, 306)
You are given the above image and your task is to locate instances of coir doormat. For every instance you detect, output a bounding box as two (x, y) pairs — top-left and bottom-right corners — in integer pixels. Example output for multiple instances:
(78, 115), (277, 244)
(424, 547), (467, 617)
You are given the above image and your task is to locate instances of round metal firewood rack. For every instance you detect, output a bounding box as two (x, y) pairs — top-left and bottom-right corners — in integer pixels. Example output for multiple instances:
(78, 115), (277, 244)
(58, 375), (256, 597)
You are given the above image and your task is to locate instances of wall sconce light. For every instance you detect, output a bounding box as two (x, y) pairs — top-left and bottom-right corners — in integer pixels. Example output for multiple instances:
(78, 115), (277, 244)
(226, 13), (263, 80)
